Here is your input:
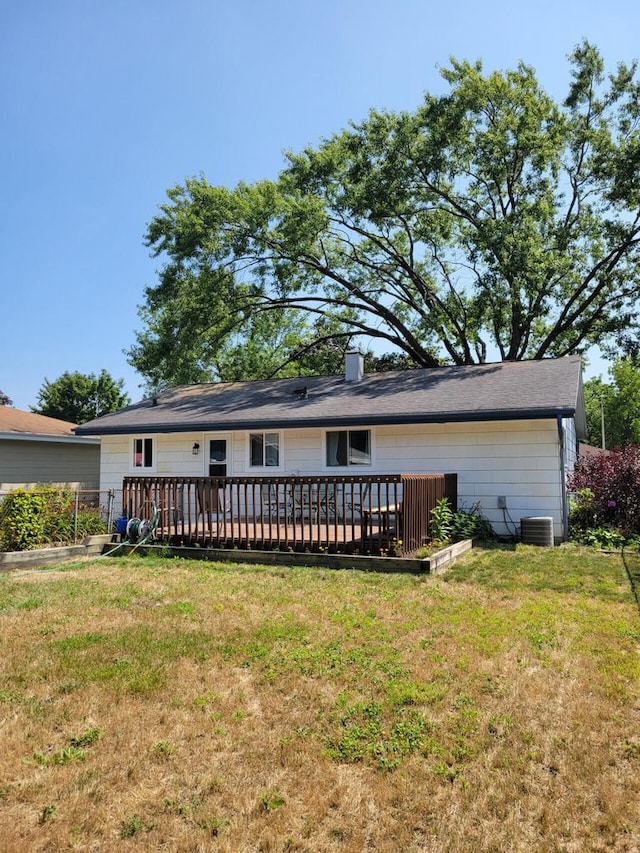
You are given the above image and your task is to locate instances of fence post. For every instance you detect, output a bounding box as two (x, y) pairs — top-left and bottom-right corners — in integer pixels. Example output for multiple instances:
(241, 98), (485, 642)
(74, 491), (80, 543)
(107, 489), (115, 532)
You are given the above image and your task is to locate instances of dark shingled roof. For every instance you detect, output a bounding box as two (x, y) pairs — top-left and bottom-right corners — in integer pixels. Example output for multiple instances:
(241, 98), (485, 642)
(76, 356), (586, 438)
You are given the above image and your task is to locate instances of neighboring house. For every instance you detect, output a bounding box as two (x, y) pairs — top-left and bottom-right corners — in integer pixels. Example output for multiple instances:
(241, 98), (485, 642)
(578, 442), (613, 457)
(0, 407), (100, 492)
(76, 353), (586, 542)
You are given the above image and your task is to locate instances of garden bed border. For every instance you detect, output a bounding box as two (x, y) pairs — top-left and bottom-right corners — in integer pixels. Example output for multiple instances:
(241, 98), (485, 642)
(0, 537), (474, 574)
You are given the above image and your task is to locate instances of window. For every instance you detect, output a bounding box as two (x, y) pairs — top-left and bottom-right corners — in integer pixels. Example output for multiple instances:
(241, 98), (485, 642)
(326, 429), (371, 466)
(133, 437), (153, 469)
(250, 432), (280, 467)
(209, 439), (228, 476)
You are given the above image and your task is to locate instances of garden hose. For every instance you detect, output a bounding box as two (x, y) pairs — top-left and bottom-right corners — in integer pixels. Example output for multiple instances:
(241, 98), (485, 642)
(34, 503), (164, 571)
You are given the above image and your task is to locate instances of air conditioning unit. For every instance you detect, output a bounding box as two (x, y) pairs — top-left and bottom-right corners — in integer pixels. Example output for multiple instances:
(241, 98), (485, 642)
(520, 516), (554, 547)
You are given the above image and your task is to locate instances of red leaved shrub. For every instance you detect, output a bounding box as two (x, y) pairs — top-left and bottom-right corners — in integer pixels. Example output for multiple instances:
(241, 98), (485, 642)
(568, 445), (640, 536)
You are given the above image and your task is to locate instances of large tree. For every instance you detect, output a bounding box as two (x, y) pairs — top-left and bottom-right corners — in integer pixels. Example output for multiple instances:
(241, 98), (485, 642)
(32, 370), (130, 424)
(0, 390), (12, 406)
(584, 359), (640, 448)
(130, 42), (640, 386)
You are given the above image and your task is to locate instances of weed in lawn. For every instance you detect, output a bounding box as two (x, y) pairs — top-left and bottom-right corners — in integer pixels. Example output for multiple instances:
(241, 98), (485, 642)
(196, 815), (228, 836)
(38, 803), (57, 825)
(69, 727), (101, 748)
(164, 600), (197, 616)
(151, 740), (176, 759)
(16, 597), (42, 610)
(32, 746), (86, 766)
(261, 788), (286, 811)
(119, 814), (154, 838)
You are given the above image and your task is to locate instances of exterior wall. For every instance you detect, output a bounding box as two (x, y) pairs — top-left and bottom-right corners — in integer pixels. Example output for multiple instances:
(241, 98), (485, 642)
(563, 417), (578, 474)
(100, 418), (567, 539)
(0, 439), (100, 491)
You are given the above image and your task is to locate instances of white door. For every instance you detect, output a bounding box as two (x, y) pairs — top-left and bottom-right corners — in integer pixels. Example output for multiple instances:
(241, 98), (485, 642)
(206, 434), (232, 477)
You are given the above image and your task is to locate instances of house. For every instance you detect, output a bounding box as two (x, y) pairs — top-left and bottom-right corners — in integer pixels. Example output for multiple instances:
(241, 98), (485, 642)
(75, 353), (586, 545)
(0, 407), (100, 492)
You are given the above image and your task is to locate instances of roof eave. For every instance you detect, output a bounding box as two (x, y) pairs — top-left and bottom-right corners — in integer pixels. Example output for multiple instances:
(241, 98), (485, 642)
(0, 432), (100, 445)
(76, 407), (577, 436)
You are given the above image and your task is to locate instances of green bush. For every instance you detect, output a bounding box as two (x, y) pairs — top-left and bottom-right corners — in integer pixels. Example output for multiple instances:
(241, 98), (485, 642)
(567, 487), (597, 538)
(0, 490), (48, 551)
(430, 498), (494, 545)
(74, 509), (108, 539)
(0, 488), (107, 552)
(580, 526), (631, 550)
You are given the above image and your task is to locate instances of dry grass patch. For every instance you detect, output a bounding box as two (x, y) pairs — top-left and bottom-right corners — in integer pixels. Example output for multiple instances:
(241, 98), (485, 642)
(0, 545), (638, 851)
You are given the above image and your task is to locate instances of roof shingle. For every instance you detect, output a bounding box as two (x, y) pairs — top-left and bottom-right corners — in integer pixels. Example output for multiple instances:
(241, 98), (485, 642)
(0, 407), (78, 437)
(75, 357), (586, 437)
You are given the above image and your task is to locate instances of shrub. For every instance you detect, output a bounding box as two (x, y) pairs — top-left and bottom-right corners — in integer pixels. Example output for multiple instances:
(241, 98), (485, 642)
(0, 490), (48, 551)
(0, 488), (107, 552)
(567, 445), (640, 538)
(430, 498), (494, 545)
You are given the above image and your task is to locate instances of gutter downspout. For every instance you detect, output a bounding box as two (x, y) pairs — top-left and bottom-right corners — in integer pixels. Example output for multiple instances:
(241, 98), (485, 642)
(557, 414), (568, 542)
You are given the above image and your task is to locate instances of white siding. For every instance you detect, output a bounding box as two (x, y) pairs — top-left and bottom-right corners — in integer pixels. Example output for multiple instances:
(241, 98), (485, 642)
(100, 419), (568, 539)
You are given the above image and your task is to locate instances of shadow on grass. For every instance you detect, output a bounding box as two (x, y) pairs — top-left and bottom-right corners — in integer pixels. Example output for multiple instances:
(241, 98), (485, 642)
(621, 545), (640, 615)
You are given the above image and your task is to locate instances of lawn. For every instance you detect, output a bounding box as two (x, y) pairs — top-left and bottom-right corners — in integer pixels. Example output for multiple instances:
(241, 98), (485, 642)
(0, 544), (639, 852)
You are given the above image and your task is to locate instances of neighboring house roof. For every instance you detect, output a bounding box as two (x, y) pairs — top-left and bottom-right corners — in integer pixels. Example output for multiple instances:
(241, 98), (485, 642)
(0, 407), (98, 444)
(76, 356), (587, 438)
(579, 442), (613, 457)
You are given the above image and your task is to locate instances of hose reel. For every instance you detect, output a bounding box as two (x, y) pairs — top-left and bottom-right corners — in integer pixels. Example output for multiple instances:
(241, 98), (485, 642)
(124, 505), (161, 544)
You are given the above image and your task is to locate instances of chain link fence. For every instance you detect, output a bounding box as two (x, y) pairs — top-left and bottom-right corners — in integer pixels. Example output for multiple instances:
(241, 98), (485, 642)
(0, 488), (117, 550)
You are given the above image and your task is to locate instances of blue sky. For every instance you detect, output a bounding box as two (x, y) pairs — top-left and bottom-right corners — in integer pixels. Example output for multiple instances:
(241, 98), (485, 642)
(1, 0), (637, 411)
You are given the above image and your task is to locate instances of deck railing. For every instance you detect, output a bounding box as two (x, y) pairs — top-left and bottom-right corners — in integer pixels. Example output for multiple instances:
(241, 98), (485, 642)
(121, 473), (457, 556)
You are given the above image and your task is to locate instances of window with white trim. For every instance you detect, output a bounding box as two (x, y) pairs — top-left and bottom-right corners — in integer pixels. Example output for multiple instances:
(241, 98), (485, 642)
(132, 437), (154, 470)
(326, 429), (371, 466)
(249, 432), (280, 467)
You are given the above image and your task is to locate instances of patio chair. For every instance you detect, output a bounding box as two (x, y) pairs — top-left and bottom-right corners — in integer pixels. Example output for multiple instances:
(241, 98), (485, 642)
(358, 483), (402, 541)
(288, 482), (343, 523)
(345, 481), (369, 520)
(196, 482), (231, 525)
(290, 483), (318, 521)
(261, 483), (289, 522)
(318, 482), (343, 521)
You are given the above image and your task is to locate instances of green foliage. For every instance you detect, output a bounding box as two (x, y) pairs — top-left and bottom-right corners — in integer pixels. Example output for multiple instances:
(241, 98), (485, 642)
(0, 490), (48, 551)
(567, 488), (597, 536)
(38, 804), (57, 825)
(131, 42), (640, 389)
(0, 389), (13, 405)
(430, 498), (456, 544)
(580, 527), (630, 550)
(260, 789), (286, 811)
(568, 446), (640, 538)
(32, 369), (130, 424)
(326, 699), (432, 771)
(69, 727), (101, 748)
(0, 488), (106, 551)
(120, 815), (154, 838)
(584, 359), (640, 448)
(430, 498), (494, 545)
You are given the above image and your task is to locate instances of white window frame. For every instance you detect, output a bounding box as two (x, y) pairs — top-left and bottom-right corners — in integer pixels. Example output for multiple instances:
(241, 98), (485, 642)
(247, 431), (283, 470)
(323, 428), (373, 468)
(130, 435), (156, 472)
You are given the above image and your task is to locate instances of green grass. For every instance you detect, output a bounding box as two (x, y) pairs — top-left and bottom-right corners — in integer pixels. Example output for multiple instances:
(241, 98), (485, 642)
(0, 544), (638, 852)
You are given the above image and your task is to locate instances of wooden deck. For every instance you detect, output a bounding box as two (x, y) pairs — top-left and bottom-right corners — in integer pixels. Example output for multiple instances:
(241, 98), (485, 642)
(123, 474), (457, 556)
(156, 515), (389, 553)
